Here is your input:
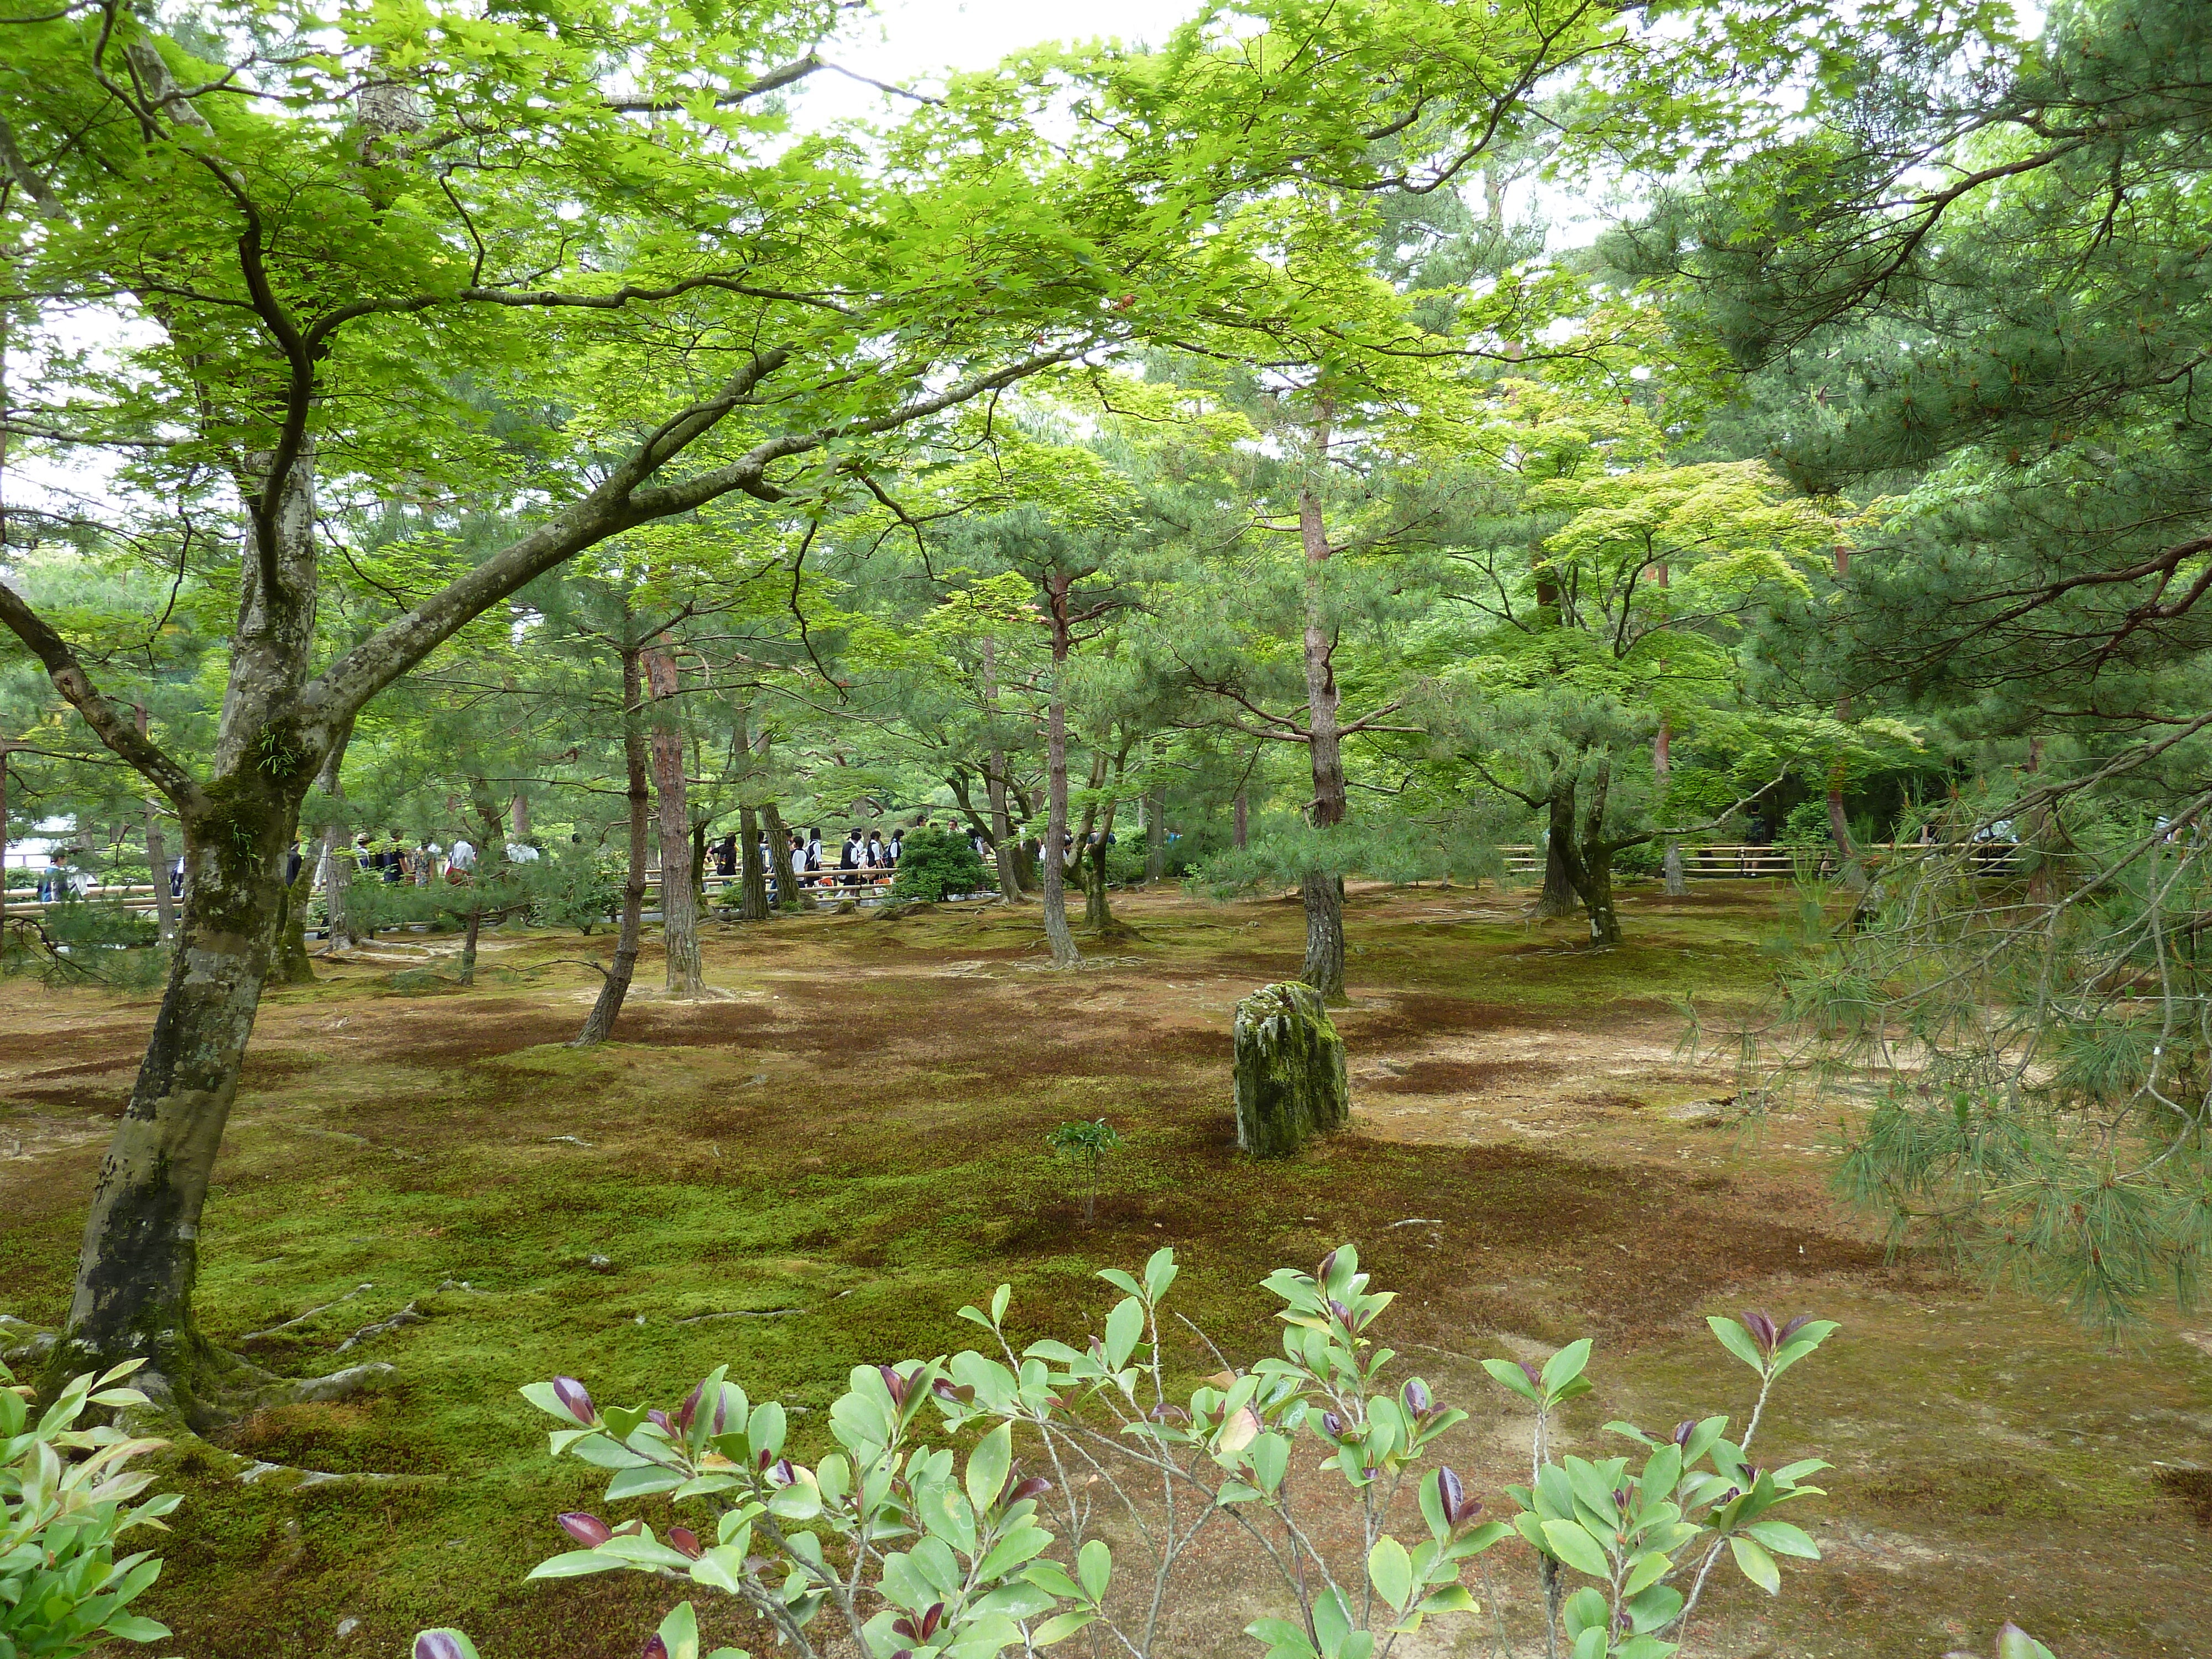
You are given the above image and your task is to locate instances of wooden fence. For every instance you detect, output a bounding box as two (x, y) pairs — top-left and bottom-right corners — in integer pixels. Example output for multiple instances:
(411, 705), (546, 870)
(6, 842), (2025, 920)
(1498, 842), (2021, 879)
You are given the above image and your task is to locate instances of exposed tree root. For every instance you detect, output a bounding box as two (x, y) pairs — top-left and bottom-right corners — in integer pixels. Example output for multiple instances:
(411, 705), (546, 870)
(8, 1312), (421, 1487)
(335, 1302), (425, 1353)
(238, 1282), (375, 1344)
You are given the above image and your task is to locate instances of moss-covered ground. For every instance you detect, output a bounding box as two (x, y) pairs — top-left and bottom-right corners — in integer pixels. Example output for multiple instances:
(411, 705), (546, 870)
(2, 880), (2208, 1657)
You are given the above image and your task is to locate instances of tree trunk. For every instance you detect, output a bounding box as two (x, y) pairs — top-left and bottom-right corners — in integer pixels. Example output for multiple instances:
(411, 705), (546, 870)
(988, 758), (1027, 900)
(45, 782), (305, 1418)
(458, 905), (483, 984)
(1086, 789), (1118, 932)
(457, 775), (512, 988)
(739, 803), (769, 920)
(134, 707), (179, 942)
(316, 822), (351, 948)
(273, 855), (316, 984)
(1041, 571), (1082, 968)
(1535, 771), (1580, 919)
(763, 801), (803, 912)
(46, 441), (325, 1408)
(1234, 787), (1248, 851)
(576, 638), (651, 1046)
(1825, 545), (1871, 893)
(1296, 473), (1348, 1005)
(1655, 707), (1686, 897)
(644, 643), (705, 996)
(1144, 790), (1166, 884)
(1571, 758), (1624, 946)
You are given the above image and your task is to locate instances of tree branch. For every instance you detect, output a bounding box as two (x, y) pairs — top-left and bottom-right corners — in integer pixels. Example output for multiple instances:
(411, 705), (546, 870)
(0, 580), (207, 811)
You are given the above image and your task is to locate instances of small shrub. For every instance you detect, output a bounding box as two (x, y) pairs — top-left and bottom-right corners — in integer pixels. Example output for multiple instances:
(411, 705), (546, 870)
(1046, 1117), (1123, 1225)
(890, 828), (987, 902)
(1, 1357), (179, 1657)
(38, 901), (159, 952)
(526, 842), (625, 933)
(424, 1244), (1837, 1659)
(1779, 801), (1832, 847)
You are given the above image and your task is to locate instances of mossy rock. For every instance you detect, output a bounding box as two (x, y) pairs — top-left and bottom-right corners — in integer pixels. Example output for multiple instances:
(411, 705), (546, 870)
(1232, 980), (1349, 1159)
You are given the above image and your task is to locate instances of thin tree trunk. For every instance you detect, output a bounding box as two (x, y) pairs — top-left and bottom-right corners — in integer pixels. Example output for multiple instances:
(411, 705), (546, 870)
(135, 709), (178, 942)
(273, 854), (315, 984)
(1086, 779), (1119, 932)
(576, 637), (651, 1046)
(458, 774), (511, 988)
(763, 801), (803, 912)
(1234, 787), (1248, 851)
(644, 642), (705, 996)
(982, 634), (1028, 900)
(1144, 776), (1166, 885)
(1656, 702), (1685, 898)
(739, 803), (769, 920)
(988, 760), (1027, 899)
(1826, 544), (1870, 892)
(1296, 463), (1349, 1004)
(315, 822), (349, 948)
(1041, 571), (1081, 968)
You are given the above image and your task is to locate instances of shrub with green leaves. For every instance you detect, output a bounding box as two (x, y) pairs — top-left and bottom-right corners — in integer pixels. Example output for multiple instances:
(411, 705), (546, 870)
(419, 1246), (1836, 1659)
(889, 829), (987, 902)
(1, 1357), (179, 1659)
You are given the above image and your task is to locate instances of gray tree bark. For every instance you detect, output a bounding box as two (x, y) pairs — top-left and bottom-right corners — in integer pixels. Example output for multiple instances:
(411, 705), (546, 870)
(577, 637), (650, 1046)
(739, 802), (769, 920)
(1296, 474), (1348, 1004)
(644, 643), (705, 995)
(1041, 570), (1082, 968)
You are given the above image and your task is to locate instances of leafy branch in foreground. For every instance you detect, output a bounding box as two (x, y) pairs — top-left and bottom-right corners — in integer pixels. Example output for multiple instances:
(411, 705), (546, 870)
(418, 1245), (1838, 1659)
(1, 1356), (180, 1658)
(1712, 786), (2212, 1332)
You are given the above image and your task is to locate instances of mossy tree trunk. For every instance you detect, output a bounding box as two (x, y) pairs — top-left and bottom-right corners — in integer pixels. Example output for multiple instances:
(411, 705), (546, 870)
(1535, 771), (1580, 919)
(644, 642), (705, 996)
(273, 856), (316, 984)
(1233, 980), (1349, 1158)
(739, 802), (769, 920)
(577, 634), (651, 1046)
(1574, 757), (1623, 947)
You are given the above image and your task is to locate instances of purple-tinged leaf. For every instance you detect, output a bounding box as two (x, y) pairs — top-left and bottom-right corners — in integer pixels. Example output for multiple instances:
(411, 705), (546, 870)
(557, 1512), (612, 1547)
(552, 1376), (594, 1426)
(669, 1526), (702, 1559)
(1010, 1475), (1054, 1503)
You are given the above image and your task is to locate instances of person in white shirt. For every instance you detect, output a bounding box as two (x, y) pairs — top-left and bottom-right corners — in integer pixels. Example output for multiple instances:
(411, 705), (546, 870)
(448, 838), (477, 877)
(507, 841), (541, 863)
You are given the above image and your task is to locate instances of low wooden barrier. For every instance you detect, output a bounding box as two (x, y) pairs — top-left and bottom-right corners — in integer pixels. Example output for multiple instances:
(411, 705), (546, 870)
(1497, 841), (2020, 879)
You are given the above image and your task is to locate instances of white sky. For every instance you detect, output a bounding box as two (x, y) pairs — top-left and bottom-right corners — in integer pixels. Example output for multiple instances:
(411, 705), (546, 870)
(787, 0), (1209, 123)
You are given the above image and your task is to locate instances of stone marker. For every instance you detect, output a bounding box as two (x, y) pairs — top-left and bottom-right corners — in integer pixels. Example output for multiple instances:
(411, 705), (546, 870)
(1233, 980), (1350, 1158)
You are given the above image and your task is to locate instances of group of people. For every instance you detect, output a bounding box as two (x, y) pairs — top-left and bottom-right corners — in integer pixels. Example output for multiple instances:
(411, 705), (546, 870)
(707, 817), (1004, 897)
(712, 823), (911, 894)
(342, 831), (537, 888)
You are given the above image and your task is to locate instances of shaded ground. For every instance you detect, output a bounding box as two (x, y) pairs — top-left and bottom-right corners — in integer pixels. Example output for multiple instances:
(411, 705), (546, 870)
(2, 880), (2208, 1658)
